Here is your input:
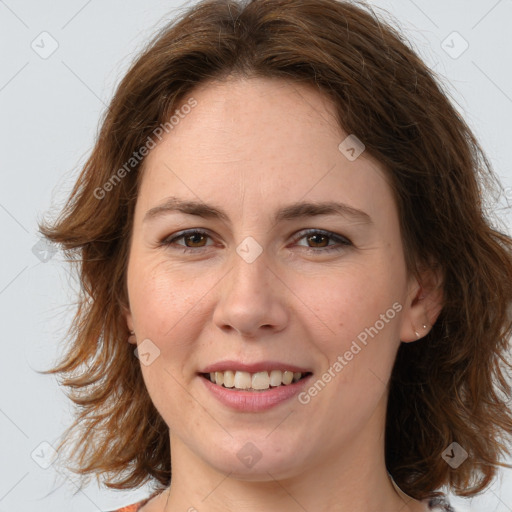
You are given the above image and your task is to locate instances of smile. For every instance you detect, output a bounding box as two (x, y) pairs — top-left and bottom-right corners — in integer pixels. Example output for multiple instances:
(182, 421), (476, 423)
(201, 370), (312, 391)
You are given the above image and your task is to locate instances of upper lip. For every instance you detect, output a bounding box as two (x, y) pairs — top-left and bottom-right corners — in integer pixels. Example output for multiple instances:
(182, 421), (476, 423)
(200, 360), (312, 374)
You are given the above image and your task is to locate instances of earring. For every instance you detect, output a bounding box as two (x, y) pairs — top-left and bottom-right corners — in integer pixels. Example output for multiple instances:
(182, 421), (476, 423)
(415, 324), (429, 339)
(127, 330), (136, 343)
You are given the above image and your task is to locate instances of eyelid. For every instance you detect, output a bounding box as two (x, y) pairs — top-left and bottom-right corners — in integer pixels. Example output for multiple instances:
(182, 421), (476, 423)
(291, 228), (352, 249)
(159, 227), (352, 253)
(160, 228), (213, 248)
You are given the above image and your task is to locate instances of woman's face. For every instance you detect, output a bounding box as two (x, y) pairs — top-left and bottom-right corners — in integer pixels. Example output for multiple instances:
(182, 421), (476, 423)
(126, 76), (424, 481)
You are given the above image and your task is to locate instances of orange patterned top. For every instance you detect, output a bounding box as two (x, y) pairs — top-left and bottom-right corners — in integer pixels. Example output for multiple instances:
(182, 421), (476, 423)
(111, 504), (145, 512)
(110, 500), (148, 511)
(109, 494), (153, 511)
(110, 497), (456, 511)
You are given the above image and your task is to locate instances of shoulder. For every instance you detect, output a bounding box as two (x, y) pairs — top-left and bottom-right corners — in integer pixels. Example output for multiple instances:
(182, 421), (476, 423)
(106, 487), (165, 511)
(107, 497), (151, 512)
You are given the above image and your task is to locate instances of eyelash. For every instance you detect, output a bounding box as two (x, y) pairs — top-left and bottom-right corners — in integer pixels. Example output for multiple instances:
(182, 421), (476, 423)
(159, 228), (352, 254)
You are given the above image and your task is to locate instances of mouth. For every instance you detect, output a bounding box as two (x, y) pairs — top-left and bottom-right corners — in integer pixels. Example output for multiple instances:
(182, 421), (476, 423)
(200, 370), (313, 392)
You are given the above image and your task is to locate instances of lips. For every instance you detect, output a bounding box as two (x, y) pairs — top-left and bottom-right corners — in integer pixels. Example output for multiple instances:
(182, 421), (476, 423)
(199, 368), (313, 411)
(199, 361), (313, 390)
(200, 360), (312, 374)
(201, 369), (312, 390)
(197, 360), (314, 410)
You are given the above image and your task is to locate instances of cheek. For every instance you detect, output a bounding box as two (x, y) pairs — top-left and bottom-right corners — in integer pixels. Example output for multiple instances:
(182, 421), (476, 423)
(127, 260), (207, 421)
(128, 257), (211, 335)
(292, 265), (400, 340)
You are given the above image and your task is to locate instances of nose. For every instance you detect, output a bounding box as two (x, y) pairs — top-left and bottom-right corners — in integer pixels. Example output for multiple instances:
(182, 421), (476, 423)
(212, 248), (289, 338)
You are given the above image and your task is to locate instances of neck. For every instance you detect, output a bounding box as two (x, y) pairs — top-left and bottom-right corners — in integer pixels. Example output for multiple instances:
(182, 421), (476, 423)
(161, 399), (423, 512)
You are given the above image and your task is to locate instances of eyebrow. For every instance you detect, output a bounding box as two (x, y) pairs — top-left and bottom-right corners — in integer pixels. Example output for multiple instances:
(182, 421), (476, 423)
(143, 196), (373, 225)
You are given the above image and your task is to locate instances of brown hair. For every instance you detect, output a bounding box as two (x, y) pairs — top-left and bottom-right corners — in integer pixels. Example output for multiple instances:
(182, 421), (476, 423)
(39, 0), (512, 502)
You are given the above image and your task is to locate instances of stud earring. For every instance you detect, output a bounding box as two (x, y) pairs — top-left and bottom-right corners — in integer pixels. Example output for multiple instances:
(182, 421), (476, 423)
(127, 330), (136, 343)
(415, 324), (430, 339)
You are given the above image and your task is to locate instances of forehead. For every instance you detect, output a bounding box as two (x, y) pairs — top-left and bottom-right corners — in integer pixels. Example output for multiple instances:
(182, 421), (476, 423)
(137, 76), (394, 221)
(162, 76), (345, 162)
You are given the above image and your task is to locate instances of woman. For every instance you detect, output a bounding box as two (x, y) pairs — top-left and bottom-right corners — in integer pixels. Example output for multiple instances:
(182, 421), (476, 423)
(39, 0), (512, 511)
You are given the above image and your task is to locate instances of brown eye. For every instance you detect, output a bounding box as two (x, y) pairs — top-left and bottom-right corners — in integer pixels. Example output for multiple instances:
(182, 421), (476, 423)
(294, 229), (352, 253)
(161, 229), (213, 252)
(183, 232), (208, 247)
(306, 233), (329, 248)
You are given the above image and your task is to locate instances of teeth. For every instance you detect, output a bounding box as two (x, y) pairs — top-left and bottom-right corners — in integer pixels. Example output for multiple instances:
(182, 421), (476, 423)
(282, 370), (293, 385)
(269, 370), (282, 387)
(207, 369), (306, 390)
(223, 370), (235, 388)
(252, 371), (270, 390)
(234, 371), (252, 389)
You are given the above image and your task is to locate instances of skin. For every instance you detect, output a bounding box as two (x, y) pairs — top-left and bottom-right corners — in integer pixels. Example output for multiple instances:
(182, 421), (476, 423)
(124, 76), (443, 512)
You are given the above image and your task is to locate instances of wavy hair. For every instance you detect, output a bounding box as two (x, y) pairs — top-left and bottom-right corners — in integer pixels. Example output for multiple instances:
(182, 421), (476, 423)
(39, 0), (512, 502)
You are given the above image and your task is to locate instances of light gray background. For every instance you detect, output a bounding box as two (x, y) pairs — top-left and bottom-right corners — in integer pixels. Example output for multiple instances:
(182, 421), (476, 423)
(1, 0), (511, 511)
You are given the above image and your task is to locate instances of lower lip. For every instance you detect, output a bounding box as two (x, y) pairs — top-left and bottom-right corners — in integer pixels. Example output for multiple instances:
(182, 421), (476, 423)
(199, 374), (312, 412)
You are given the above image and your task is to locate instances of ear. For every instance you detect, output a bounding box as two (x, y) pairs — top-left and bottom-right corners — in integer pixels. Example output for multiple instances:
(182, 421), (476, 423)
(399, 263), (444, 342)
(121, 303), (137, 345)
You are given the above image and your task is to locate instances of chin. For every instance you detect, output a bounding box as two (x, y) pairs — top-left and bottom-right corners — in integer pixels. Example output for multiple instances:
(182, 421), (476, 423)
(200, 438), (311, 481)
